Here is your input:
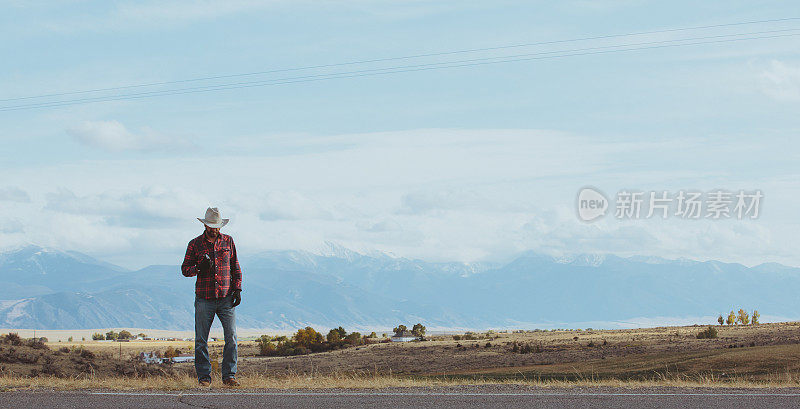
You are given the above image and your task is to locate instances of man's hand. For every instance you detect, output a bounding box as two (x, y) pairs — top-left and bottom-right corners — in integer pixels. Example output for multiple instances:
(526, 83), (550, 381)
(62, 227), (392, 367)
(197, 253), (213, 276)
(231, 290), (241, 307)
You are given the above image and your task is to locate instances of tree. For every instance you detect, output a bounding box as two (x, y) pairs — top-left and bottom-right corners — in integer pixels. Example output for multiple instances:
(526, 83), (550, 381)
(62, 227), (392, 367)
(326, 329), (342, 342)
(92, 333), (105, 340)
(334, 326), (347, 339)
(294, 327), (323, 347)
(717, 314), (724, 326)
(368, 332), (377, 338)
(412, 323), (427, 337)
(344, 332), (362, 345)
(255, 335), (276, 356)
(752, 310), (760, 325)
(68, 336), (73, 342)
(737, 309), (750, 325)
(118, 330), (133, 340)
(137, 333), (147, 339)
(726, 310), (736, 325)
(393, 325), (408, 336)
(105, 330), (118, 341)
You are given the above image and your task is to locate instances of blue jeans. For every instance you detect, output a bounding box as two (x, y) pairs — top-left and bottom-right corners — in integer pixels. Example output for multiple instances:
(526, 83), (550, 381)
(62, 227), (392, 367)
(194, 294), (237, 380)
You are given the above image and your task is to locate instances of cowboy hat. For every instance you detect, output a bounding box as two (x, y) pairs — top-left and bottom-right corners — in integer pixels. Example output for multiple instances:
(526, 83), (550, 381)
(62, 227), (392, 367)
(197, 207), (229, 228)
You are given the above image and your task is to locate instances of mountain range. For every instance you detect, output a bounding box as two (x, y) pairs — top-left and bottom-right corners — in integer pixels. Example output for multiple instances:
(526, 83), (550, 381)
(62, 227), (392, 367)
(0, 243), (797, 331)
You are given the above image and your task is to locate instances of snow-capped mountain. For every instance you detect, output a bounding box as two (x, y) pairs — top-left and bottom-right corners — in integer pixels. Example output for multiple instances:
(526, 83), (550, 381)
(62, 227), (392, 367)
(0, 243), (798, 330)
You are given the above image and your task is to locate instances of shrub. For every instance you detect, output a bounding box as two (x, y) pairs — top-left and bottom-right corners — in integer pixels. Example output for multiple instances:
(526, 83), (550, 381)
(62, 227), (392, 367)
(3, 333), (22, 346)
(25, 338), (48, 350)
(164, 346), (178, 358)
(696, 326), (718, 339)
(452, 335), (461, 341)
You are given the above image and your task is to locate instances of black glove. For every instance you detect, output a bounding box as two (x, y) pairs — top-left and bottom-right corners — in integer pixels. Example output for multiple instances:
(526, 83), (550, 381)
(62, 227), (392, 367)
(231, 290), (241, 307)
(197, 253), (213, 276)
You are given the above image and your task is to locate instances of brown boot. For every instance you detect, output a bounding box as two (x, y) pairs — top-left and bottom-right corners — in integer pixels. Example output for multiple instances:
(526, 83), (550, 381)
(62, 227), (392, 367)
(199, 378), (212, 387)
(222, 377), (240, 387)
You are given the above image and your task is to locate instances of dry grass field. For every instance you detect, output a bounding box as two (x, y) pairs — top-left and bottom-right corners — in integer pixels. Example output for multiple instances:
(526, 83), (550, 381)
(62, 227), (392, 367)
(2, 322), (800, 389)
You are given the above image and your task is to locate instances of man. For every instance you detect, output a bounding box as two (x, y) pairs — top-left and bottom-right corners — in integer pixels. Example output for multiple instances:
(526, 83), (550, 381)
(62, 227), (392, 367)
(181, 207), (242, 387)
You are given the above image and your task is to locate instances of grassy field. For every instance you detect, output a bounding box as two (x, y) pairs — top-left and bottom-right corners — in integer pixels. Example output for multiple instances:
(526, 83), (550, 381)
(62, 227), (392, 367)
(2, 322), (800, 389)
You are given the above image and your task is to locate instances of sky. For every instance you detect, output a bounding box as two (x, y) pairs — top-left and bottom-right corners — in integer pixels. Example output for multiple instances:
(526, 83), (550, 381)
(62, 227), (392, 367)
(0, 0), (798, 269)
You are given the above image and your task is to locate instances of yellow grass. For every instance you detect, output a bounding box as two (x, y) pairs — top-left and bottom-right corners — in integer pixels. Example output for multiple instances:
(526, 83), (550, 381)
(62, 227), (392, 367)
(2, 372), (800, 391)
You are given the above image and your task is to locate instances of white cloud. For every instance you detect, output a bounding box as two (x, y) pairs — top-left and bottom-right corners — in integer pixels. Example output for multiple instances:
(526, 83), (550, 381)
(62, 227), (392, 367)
(758, 60), (800, 102)
(257, 190), (336, 221)
(1, 127), (797, 268)
(0, 219), (24, 234)
(0, 187), (31, 203)
(67, 120), (197, 153)
(44, 186), (203, 229)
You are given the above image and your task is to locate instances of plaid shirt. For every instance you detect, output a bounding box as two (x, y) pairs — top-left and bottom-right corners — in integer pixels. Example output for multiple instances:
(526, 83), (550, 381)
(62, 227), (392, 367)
(181, 232), (242, 299)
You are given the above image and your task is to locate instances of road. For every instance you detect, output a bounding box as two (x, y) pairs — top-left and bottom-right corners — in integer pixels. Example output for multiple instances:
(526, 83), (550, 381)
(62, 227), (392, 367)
(3, 385), (800, 408)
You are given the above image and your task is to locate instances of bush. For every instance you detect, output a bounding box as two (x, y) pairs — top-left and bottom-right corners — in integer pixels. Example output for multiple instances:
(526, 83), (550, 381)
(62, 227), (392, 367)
(25, 338), (48, 350)
(696, 326), (718, 339)
(3, 333), (22, 346)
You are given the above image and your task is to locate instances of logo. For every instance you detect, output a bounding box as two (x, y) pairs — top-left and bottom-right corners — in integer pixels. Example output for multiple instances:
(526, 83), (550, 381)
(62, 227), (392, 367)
(577, 187), (608, 222)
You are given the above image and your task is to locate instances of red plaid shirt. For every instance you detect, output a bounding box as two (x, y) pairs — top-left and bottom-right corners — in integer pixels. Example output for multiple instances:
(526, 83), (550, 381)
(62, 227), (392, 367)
(181, 232), (242, 299)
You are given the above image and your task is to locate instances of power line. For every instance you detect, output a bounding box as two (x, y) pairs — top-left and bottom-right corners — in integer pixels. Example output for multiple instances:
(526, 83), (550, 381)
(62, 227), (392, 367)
(2, 17), (798, 103)
(2, 31), (796, 112)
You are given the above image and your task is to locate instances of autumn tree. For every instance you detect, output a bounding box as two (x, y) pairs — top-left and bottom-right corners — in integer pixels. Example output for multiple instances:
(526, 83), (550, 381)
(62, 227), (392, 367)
(294, 327), (323, 348)
(255, 335), (275, 356)
(105, 330), (118, 340)
(326, 329), (342, 342)
(92, 333), (104, 340)
(752, 310), (760, 325)
(726, 310), (736, 325)
(717, 314), (724, 326)
(737, 309), (750, 325)
(118, 330), (133, 340)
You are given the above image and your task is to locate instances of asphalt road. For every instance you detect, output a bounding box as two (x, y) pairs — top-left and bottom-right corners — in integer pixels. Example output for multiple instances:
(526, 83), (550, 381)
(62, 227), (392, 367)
(4, 385), (800, 408)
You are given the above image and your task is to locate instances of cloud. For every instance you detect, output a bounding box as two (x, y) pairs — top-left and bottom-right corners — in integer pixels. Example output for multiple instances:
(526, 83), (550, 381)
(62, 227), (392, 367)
(0, 187), (31, 203)
(44, 186), (200, 228)
(758, 60), (800, 102)
(67, 120), (197, 153)
(2, 127), (796, 268)
(0, 219), (24, 234)
(257, 191), (336, 221)
(354, 218), (403, 233)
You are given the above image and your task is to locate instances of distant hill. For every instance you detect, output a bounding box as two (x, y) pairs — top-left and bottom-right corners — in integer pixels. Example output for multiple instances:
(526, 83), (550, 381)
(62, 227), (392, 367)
(0, 243), (797, 330)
